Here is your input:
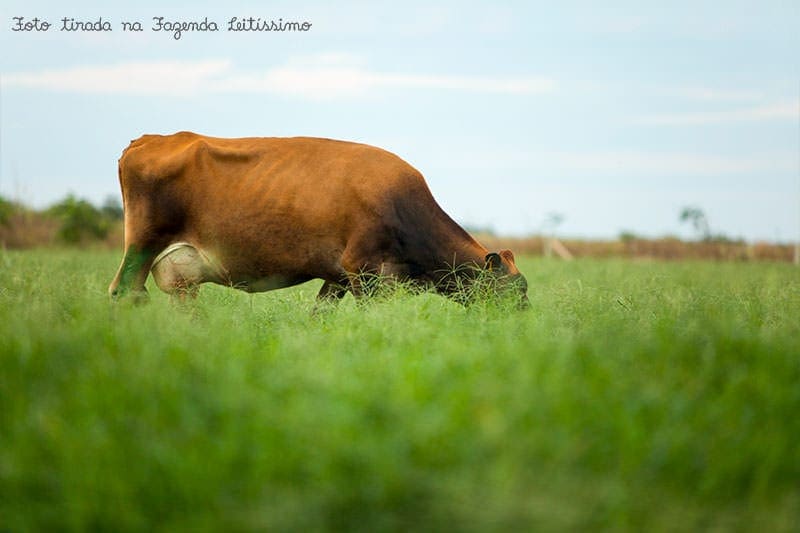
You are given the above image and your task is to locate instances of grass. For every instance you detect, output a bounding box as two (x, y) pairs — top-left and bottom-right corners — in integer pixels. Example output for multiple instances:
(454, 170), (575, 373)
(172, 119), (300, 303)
(1, 249), (799, 531)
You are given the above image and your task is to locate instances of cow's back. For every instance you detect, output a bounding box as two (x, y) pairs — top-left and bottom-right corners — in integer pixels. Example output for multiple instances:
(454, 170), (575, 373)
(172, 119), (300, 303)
(119, 132), (432, 211)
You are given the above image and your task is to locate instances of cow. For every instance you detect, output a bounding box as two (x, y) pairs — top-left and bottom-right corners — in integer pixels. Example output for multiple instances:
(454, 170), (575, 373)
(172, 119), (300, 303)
(108, 132), (529, 308)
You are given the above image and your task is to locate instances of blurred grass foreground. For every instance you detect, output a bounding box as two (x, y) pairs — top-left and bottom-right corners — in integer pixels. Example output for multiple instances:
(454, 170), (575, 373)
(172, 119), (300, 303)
(1, 249), (799, 531)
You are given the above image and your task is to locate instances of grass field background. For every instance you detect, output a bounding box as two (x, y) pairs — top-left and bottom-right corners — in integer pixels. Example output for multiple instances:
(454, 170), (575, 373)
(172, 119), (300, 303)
(1, 249), (799, 531)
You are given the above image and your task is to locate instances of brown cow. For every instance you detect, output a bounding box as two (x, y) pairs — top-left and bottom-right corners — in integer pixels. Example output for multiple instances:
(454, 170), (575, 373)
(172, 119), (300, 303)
(108, 132), (529, 307)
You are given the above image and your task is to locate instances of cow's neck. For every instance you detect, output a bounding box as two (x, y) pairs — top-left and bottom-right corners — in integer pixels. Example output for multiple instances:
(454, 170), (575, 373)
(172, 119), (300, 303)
(426, 213), (489, 290)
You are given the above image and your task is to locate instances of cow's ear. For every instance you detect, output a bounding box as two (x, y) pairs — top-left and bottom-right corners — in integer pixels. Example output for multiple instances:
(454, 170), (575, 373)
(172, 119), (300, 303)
(499, 249), (515, 263)
(485, 252), (504, 271)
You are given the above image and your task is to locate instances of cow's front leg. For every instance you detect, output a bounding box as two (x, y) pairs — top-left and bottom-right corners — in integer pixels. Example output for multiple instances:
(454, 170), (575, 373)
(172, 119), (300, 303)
(316, 280), (348, 302)
(312, 279), (349, 315)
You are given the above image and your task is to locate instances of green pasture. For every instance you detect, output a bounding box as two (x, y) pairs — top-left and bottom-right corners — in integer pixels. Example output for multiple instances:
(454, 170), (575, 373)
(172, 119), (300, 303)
(1, 249), (799, 531)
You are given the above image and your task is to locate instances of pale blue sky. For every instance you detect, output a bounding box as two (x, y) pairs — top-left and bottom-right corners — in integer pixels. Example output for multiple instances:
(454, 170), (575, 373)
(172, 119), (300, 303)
(1, 1), (798, 241)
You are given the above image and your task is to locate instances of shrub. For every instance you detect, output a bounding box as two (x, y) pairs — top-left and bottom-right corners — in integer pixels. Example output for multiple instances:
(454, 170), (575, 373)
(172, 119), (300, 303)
(0, 195), (16, 227)
(100, 195), (124, 221)
(47, 195), (111, 244)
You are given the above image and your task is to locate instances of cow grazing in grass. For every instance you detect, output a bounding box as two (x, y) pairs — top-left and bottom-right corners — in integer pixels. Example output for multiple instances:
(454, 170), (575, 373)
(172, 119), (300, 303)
(108, 132), (529, 307)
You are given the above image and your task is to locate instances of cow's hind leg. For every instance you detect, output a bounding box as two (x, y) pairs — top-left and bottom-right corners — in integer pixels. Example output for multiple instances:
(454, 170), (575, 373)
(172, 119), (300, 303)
(108, 194), (181, 303)
(108, 245), (158, 303)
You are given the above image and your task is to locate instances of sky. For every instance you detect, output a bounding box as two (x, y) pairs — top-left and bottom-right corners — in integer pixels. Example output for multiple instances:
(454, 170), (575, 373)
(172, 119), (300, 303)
(0, 1), (798, 242)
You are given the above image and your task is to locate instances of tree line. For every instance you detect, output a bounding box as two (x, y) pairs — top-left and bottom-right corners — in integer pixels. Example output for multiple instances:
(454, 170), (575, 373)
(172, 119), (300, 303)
(0, 194), (123, 247)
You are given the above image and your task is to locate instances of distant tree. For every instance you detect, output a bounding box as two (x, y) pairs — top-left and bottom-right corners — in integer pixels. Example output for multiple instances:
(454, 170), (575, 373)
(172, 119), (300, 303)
(679, 206), (711, 241)
(0, 195), (15, 227)
(47, 194), (110, 244)
(100, 195), (124, 221)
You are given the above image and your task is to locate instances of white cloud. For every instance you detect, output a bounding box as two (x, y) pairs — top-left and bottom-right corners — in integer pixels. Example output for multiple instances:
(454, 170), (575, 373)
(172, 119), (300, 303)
(435, 148), (796, 178)
(1, 55), (556, 99)
(2, 60), (232, 96)
(543, 150), (796, 176)
(670, 87), (764, 102)
(635, 101), (797, 125)
(225, 68), (554, 99)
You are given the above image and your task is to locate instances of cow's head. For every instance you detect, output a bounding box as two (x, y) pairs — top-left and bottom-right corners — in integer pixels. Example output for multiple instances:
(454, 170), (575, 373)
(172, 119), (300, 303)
(484, 249), (530, 310)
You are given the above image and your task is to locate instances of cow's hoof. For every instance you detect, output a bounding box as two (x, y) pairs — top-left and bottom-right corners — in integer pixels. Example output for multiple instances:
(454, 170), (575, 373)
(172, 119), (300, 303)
(109, 288), (149, 305)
